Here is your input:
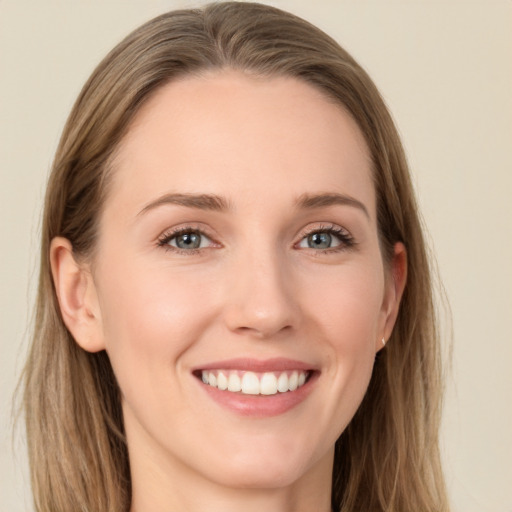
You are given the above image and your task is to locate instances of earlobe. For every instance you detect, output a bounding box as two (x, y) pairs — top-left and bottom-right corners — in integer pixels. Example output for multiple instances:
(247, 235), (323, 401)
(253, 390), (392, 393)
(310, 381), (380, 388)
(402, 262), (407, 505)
(50, 237), (105, 352)
(377, 242), (407, 351)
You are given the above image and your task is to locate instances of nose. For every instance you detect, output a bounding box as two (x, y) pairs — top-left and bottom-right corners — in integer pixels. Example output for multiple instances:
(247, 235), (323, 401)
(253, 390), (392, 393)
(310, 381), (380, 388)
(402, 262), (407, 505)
(222, 248), (298, 339)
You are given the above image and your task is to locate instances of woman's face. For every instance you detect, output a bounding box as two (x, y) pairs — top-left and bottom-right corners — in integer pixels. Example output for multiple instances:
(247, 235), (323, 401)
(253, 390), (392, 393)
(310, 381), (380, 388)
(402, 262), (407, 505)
(84, 71), (403, 491)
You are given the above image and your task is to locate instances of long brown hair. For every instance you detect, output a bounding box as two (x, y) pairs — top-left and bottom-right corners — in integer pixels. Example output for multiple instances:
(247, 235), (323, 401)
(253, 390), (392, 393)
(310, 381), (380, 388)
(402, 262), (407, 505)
(21, 3), (449, 511)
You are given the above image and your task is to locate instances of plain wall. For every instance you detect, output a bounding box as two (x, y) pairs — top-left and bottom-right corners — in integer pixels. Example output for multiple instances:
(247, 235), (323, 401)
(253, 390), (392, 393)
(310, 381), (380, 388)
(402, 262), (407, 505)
(1, 1), (511, 510)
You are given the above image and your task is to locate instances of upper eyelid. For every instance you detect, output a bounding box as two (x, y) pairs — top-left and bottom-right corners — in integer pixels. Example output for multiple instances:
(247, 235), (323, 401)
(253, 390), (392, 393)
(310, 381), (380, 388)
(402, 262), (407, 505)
(156, 222), (354, 247)
(294, 223), (356, 250)
(157, 227), (219, 254)
(163, 228), (213, 242)
(295, 223), (352, 239)
(157, 223), (218, 241)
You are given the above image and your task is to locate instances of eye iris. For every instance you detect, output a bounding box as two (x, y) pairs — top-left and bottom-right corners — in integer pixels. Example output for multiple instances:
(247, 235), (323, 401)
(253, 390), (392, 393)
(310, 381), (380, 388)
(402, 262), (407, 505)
(176, 232), (201, 249)
(308, 232), (332, 249)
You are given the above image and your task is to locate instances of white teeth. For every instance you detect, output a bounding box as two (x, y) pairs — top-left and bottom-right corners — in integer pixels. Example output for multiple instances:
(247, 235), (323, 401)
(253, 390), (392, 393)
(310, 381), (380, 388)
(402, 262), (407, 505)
(241, 372), (260, 395)
(228, 372), (241, 392)
(277, 372), (289, 392)
(200, 369), (309, 395)
(217, 371), (228, 390)
(260, 372), (278, 395)
(288, 371), (298, 391)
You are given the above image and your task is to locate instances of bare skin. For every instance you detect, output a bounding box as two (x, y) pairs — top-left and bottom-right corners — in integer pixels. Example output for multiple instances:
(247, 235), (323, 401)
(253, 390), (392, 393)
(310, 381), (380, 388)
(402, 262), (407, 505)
(51, 71), (406, 512)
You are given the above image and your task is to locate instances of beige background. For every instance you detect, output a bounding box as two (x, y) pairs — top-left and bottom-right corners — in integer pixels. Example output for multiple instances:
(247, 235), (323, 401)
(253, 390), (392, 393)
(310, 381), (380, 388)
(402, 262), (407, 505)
(1, 1), (511, 510)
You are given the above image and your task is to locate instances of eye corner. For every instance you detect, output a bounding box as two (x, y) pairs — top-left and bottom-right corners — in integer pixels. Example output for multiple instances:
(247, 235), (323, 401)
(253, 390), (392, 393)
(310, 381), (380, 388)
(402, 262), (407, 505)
(294, 223), (356, 253)
(156, 225), (220, 254)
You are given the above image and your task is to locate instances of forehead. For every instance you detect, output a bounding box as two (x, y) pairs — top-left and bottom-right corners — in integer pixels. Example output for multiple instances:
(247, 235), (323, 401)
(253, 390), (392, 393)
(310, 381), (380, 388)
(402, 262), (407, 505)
(108, 70), (374, 218)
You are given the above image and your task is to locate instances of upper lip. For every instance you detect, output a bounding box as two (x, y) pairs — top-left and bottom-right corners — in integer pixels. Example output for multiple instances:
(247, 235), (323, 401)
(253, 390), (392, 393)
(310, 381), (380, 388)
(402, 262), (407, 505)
(193, 357), (317, 373)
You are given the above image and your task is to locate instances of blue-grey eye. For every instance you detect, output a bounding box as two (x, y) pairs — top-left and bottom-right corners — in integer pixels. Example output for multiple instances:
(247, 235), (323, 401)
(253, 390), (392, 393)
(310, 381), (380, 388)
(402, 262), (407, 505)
(159, 228), (215, 252)
(307, 232), (332, 249)
(176, 232), (201, 249)
(298, 229), (345, 250)
(171, 231), (206, 249)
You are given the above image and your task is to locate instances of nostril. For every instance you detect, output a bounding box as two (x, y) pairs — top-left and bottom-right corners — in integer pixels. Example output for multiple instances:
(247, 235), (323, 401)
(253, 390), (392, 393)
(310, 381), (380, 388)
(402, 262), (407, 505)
(232, 323), (293, 339)
(222, 262), (298, 337)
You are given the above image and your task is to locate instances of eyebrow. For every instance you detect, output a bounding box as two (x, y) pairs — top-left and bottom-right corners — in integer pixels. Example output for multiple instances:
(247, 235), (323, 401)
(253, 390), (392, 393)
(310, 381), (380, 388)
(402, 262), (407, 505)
(138, 193), (230, 216)
(296, 192), (369, 218)
(137, 191), (369, 218)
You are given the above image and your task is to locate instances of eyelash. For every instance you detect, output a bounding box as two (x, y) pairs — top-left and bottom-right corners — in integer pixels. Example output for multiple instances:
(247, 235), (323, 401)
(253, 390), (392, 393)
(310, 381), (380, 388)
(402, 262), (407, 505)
(157, 226), (217, 255)
(157, 224), (355, 254)
(296, 224), (356, 253)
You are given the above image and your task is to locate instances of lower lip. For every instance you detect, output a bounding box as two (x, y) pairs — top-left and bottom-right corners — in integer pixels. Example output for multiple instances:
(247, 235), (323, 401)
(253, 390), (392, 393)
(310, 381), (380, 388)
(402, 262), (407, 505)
(195, 372), (318, 417)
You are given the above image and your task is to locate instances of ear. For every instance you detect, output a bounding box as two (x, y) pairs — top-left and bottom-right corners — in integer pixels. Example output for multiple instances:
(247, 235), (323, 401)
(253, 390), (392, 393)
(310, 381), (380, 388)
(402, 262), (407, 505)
(376, 242), (407, 352)
(50, 237), (105, 352)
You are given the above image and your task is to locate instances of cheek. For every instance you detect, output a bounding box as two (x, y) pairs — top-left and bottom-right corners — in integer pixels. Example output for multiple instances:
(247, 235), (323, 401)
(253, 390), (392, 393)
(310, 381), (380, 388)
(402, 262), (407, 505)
(95, 257), (220, 384)
(301, 264), (384, 423)
(305, 262), (385, 346)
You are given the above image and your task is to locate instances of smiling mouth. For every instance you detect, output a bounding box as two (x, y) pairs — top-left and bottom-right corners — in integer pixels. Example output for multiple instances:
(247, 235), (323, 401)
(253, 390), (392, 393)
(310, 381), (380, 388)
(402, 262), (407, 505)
(195, 369), (312, 396)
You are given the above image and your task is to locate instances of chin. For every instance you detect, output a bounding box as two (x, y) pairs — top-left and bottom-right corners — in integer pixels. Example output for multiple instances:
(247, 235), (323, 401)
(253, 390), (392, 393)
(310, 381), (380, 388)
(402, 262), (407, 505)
(197, 437), (326, 490)
(212, 460), (306, 490)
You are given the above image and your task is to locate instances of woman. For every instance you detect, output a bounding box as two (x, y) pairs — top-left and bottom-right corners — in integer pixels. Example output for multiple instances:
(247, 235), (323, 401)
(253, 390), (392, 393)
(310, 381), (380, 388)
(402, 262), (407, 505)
(22, 2), (449, 511)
